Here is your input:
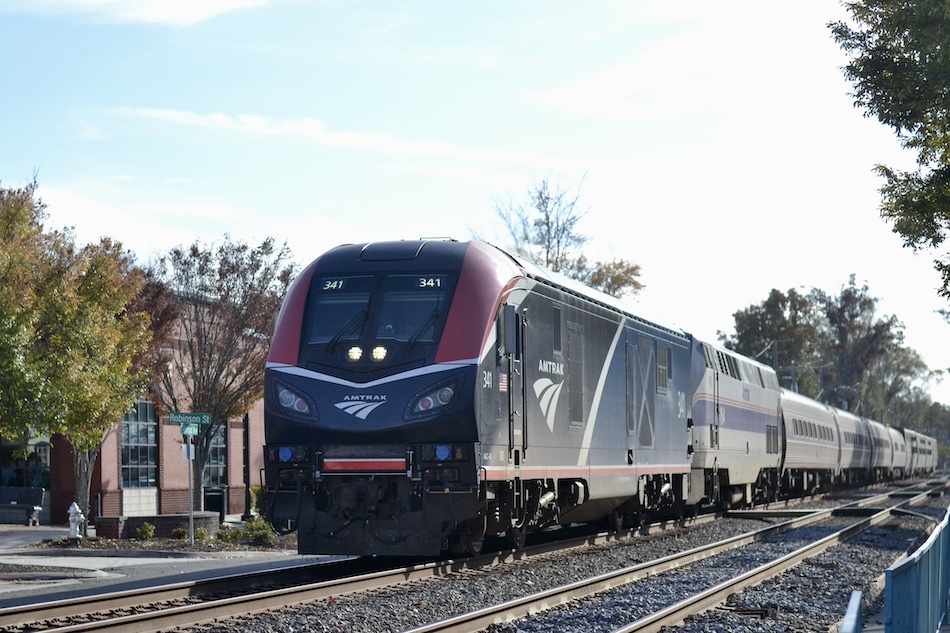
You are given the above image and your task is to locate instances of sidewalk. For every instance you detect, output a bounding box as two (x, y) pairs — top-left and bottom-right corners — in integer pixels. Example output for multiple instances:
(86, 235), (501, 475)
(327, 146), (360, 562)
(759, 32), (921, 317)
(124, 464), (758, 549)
(0, 523), (199, 575)
(0, 523), (70, 551)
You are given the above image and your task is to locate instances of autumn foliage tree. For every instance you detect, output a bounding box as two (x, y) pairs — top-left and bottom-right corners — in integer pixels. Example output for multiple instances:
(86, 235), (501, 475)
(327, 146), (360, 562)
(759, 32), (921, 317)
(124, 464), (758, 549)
(0, 182), (152, 519)
(53, 240), (152, 520)
(0, 182), (55, 447)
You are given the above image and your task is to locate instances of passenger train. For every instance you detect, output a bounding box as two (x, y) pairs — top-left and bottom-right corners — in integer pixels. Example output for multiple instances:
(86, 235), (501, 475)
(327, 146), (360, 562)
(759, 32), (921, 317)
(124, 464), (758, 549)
(262, 239), (939, 556)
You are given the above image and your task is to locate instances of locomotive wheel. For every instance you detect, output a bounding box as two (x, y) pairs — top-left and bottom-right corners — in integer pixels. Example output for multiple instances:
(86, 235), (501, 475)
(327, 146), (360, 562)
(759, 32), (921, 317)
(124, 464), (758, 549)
(607, 508), (625, 533)
(505, 523), (527, 549)
(462, 515), (486, 556)
(467, 537), (484, 556)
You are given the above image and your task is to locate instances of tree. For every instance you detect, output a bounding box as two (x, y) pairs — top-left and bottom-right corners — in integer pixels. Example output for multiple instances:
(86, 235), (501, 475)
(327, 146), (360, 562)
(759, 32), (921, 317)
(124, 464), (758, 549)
(494, 176), (643, 298)
(862, 342), (930, 423)
(0, 181), (56, 447)
(719, 288), (826, 397)
(128, 267), (180, 394)
(722, 277), (933, 422)
(830, 1), (950, 300)
(152, 236), (296, 508)
(816, 276), (902, 411)
(0, 181), (153, 520)
(48, 239), (152, 520)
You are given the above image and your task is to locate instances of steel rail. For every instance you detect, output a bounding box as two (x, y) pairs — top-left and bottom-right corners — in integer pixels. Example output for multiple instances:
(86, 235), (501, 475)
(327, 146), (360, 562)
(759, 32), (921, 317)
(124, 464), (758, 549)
(400, 483), (944, 633)
(609, 487), (941, 633)
(4, 483), (930, 633)
(0, 523), (671, 631)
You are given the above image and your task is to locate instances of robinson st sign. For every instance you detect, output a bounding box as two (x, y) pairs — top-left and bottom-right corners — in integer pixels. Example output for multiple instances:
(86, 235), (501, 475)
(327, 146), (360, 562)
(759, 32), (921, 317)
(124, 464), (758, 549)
(169, 411), (211, 436)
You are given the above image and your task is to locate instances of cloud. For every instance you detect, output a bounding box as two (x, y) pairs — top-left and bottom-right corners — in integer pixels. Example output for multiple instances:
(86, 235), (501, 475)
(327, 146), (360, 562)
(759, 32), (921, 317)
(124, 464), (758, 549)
(3, 0), (269, 26)
(106, 106), (580, 169)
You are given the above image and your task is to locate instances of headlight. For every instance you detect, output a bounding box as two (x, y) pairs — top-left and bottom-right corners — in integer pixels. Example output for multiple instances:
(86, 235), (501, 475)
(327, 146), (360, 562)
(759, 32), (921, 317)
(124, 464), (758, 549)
(412, 387), (455, 413)
(410, 379), (460, 416)
(274, 381), (314, 417)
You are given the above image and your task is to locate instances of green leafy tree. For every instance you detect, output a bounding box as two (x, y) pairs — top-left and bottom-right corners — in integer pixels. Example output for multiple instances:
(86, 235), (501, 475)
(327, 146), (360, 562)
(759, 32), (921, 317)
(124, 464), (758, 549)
(0, 182), (62, 448)
(861, 341), (930, 423)
(0, 182), (152, 520)
(152, 236), (295, 508)
(830, 1), (950, 300)
(493, 176), (644, 298)
(47, 239), (152, 519)
(719, 288), (827, 397)
(723, 277), (934, 423)
(815, 276), (902, 412)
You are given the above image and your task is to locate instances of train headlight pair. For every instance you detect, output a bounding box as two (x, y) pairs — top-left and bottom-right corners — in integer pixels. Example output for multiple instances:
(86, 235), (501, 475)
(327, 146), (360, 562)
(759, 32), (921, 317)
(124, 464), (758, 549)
(346, 345), (388, 362)
(410, 381), (459, 416)
(274, 381), (316, 419)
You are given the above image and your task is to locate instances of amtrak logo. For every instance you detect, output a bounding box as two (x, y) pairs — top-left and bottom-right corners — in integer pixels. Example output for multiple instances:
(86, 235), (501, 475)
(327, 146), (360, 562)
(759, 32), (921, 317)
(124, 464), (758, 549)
(335, 395), (387, 420)
(533, 378), (563, 432)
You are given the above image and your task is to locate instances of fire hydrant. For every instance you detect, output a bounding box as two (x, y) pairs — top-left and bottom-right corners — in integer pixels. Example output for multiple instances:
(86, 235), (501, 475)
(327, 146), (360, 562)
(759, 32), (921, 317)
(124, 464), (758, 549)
(68, 502), (85, 540)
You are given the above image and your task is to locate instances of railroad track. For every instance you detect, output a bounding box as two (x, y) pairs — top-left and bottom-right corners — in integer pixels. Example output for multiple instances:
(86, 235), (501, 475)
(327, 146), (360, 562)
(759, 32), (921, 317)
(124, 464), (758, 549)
(0, 511), (718, 633)
(2, 482), (938, 633)
(410, 482), (947, 633)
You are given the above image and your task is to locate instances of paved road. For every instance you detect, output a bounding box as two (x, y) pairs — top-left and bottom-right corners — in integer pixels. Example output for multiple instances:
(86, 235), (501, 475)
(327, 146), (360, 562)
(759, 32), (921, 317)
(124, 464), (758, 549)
(0, 524), (334, 607)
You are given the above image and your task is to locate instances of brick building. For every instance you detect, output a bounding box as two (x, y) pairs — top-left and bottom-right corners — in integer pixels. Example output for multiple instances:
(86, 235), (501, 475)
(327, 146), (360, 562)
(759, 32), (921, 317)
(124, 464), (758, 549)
(1, 399), (264, 526)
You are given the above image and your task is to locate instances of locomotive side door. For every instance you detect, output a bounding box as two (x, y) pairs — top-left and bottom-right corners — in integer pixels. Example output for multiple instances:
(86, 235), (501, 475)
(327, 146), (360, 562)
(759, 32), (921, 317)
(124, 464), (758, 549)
(502, 304), (526, 523)
(627, 334), (657, 468)
(702, 344), (721, 450)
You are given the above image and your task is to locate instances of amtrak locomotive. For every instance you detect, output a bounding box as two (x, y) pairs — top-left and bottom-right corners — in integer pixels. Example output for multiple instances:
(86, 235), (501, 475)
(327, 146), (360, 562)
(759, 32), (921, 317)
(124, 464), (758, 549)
(262, 239), (938, 556)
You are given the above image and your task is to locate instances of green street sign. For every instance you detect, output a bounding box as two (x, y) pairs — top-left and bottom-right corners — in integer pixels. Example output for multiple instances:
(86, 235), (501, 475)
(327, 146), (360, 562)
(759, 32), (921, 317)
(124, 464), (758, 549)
(180, 423), (199, 436)
(169, 411), (211, 426)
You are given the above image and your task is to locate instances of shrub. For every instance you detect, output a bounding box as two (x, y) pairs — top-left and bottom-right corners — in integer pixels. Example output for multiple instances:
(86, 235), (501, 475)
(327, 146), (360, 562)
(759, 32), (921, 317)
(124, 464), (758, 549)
(171, 527), (188, 540)
(136, 522), (156, 540)
(245, 515), (274, 545)
(195, 527), (209, 541)
(218, 527), (244, 543)
(250, 486), (264, 516)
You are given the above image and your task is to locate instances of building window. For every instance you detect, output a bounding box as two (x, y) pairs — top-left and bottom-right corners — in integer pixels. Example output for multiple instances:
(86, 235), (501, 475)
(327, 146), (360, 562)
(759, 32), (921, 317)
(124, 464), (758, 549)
(0, 437), (51, 488)
(203, 425), (227, 486)
(121, 401), (157, 488)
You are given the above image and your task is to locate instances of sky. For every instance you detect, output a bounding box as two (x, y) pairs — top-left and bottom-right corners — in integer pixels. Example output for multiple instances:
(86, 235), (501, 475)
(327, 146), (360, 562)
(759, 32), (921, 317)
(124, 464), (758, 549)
(2, 0), (948, 408)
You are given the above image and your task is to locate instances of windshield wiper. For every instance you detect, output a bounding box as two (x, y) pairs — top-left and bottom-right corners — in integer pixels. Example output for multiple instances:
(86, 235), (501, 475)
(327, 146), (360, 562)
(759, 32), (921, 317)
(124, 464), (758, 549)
(326, 309), (368, 353)
(405, 309), (439, 352)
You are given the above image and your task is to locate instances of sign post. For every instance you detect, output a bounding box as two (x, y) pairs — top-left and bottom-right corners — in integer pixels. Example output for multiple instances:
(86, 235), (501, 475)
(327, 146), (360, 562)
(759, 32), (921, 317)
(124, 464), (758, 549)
(171, 412), (211, 545)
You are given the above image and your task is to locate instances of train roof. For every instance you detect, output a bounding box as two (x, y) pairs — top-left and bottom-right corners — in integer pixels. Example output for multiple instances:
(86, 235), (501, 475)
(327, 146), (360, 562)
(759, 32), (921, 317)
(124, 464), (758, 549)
(488, 242), (690, 341)
(317, 238), (690, 342)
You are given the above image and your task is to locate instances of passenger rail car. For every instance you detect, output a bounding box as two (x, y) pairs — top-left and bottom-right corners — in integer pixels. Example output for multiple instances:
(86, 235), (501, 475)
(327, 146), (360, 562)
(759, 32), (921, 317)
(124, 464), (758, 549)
(262, 239), (938, 557)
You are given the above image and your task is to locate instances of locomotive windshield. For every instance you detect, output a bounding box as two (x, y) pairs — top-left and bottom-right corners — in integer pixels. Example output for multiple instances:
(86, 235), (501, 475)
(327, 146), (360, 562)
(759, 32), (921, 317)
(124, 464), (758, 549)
(305, 273), (453, 349)
(375, 275), (447, 344)
(306, 275), (374, 344)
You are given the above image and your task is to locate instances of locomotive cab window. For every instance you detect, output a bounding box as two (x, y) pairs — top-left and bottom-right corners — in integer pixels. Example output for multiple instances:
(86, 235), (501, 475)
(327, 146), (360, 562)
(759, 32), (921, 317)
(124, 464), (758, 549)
(375, 274), (449, 343)
(306, 275), (374, 344)
(305, 273), (455, 348)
